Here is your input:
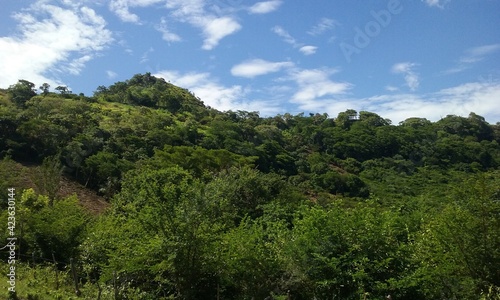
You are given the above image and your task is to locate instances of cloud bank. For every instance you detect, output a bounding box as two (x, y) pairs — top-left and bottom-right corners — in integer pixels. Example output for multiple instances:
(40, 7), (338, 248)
(0, 1), (113, 88)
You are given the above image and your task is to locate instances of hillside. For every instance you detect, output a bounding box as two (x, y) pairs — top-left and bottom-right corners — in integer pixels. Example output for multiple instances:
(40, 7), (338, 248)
(0, 74), (499, 299)
(0, 160), (108, 214)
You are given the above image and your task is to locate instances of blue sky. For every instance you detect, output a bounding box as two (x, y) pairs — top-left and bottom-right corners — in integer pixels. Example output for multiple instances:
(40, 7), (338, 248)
(1, 0), (499, 123)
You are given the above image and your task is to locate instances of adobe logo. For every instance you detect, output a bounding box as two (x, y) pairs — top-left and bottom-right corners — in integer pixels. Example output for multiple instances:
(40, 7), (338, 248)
(340, 0), (403, 63)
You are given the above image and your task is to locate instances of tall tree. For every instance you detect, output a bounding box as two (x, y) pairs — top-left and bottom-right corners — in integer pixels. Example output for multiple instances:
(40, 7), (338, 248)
(39, 83), (50, 96)
(7, 79), (36, 107)
(55, 85), (70, 94)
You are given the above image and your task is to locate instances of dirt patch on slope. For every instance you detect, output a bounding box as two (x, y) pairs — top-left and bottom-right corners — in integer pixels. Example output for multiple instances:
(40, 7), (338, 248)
(57, 177), (110, 214)
(8, 161), (110, 214)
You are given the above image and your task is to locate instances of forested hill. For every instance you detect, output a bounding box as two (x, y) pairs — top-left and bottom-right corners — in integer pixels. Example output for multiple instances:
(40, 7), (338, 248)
(1, 74), (499, 299)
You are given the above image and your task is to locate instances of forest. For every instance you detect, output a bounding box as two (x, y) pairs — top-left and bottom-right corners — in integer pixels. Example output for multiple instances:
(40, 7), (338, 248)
(0, 73), (499, 299)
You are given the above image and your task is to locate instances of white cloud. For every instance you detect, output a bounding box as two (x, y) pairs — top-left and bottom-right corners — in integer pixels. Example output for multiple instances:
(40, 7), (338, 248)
(248, 0), (283, 14)
(442, 66), (466, 75)
(363, 93), (446, 123)
(165, 0), (241, 50)
(231, 59), (294, 78)
(166, 0), (205, 17)
(287, 68), (352, 111)
(461, 44), (500, 63)
(107, 70), (118, 79)
(392, 62), (413, 73)
(108, 0), (243, 49)
(109, 0), (139, 23)
(385, 85), (399, 92)
(443, 44), (500, 75)
(140, 47), (154, 64)
(392, 62), (420, 91)
(422, 0), (450, 8)
(308, 18), (340, 36)
(404, 73), (420, 91)
(155, 17), (181, 42)
(0, 2), (113, 88)
(65, 55), (93, 75)
(272, 26), (318, 56)
(299, 45), (318, 56)
(201, 17), (241, 50)
(272, 26), (299, 47)
(109, 0), (163, 23)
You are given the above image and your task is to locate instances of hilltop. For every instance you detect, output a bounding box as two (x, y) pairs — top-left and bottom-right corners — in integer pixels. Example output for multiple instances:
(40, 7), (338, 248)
(0, 73), (499, 299)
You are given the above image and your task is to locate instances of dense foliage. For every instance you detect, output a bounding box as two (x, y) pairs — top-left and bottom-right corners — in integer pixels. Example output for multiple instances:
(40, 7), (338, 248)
(1, 74), (499, 299)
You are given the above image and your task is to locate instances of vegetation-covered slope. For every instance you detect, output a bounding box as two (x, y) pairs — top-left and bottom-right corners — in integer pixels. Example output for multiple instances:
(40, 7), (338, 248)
(0, 74), (499, 299)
